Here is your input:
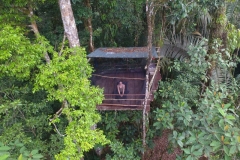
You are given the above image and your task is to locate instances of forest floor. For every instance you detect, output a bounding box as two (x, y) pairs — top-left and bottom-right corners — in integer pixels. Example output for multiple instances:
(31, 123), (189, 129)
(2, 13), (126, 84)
(143, 130), (182, 160)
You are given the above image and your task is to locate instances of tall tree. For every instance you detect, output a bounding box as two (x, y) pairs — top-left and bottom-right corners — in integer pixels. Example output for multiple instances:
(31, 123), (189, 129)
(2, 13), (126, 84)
(205, 2), (228, 90)
(0, 0), (109, 159)
(43, 0), (109, 159)
(59, 0), (80, 47)
(83, 0), (94, 52)
(151, 0), (240, 159)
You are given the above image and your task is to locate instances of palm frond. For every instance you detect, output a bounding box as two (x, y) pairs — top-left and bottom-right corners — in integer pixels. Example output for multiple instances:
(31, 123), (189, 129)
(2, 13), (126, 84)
(159, 44), (189, 60)
(160, 34), (203, 60)
(197, 12), (211, 38)
(226, 1), (238, 21)
(165, 34), (202, 50)
(226, 0), (240, 28)
(211, 67), (233, 87)
(159, 57), (172, 75)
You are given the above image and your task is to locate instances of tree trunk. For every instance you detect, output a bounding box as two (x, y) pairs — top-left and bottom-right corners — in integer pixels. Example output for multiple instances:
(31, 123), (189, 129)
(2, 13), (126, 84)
(27, 6), (51, 64)
(142, 0), (154, 158)
(207, 6), (227, 59)
(84, 0), (94, 52)
(58, 1), (83, 159)
(58, 0), (80, 48)
(146, 0), (154, 61)
(202, 4), (227, 95)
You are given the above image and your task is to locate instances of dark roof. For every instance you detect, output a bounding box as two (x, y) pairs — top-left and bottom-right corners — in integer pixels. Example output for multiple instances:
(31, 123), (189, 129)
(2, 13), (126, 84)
(87, 47), (158, 58)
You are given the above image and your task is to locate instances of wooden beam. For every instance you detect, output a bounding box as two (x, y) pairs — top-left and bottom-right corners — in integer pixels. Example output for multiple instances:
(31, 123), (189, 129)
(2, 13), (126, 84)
(100, 103), (143, 106)
(101, 100), (151, 105)
(92, 74), (146, 80)
(104, 94), (151, 95)
(97, 105), (150, 111)
(103, 99), (149, 101)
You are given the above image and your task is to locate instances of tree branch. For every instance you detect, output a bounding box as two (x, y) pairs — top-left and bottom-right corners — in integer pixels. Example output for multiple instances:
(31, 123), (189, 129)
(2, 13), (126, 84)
(59, 33), (67, 56)
(49, 100), (66, 122)
(27, 5), (51, 64)
(52, 123), (65, 137)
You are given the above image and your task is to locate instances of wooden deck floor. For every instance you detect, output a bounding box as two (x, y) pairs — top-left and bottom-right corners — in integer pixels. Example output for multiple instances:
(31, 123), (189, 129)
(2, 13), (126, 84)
(92, 69), (150, 110)
(91, 65), (161, 111)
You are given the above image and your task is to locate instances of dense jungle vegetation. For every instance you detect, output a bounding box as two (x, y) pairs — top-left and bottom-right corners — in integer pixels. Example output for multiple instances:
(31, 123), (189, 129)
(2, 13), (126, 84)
(0, 0), (240, 159)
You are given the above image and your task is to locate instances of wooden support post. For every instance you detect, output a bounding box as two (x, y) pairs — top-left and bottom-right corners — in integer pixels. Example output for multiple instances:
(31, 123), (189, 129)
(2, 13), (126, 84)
(143, 0), (153, 153)
(142, 71), (149, 159)
(149, 57), (161, 91)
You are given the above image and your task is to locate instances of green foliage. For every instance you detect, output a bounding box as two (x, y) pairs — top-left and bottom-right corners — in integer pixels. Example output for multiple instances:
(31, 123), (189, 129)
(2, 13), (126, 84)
(1, 0), (239, 159)
(34, 47), (102, 106)
(56, 118), (109, 159)
(0, 25), (43, 79)
(36, 1), (63, 47)
(226, 0), (240, 28)
(1, 9), (109, 159)
(153, 39), (240, 159)
(99, 111), (142, 142)
(166, 0), (198, 25)
(105, 141), (140, 160)
(98, 111), (143, 158)
(0, 140), (43, 160)
(216, 12), (227, 25)
(226, 23), (240, 53)
(90, 0), (145, 47)
(156, 0), (200, 36)
(33, 47), (109, 159)
(0, 34), (61, 157)
(0, 76), (63, 158)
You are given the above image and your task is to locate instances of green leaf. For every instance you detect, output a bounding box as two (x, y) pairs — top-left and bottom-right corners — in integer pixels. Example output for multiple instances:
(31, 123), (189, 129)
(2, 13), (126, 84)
(173, 131), (178, 138)
(0, 152), (9, 156)
(224, 145), (229, 156)
(183, 148), (191, 154)
(0, 146), (11, 151)
(224, 154), (231, 160)
(223, 103), (231, 109)
(186, 136), (196, 145)
(20, 147), (26, 153)
(229, 145), (236, 155)
(211, 141), (222, 151)
(18, 154), (23, 160)
(218, 119), (225, 129)
(14, 140), (24, 147)
(186, 155), (193, 160)
(218, 108), (226, 117)
(0, 154), (10, 160)
(225, 119), (234, 125)
(210, 141), (221, 147)
(226, 115), (235, 120)
(32, 154), (43, 159)
(31, 149), (38, 155)
(23, 151), (30, 157)
(177, 140), (183, 147)
(192, 151), (202, 156)
(212, 144), (222, 152)
(198, 132), (205, 138)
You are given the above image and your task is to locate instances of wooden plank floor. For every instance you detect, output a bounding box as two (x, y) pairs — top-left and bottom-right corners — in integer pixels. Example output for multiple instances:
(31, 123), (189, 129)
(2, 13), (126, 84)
(92, 69), (146, 110)
(91, 67), (161, 111)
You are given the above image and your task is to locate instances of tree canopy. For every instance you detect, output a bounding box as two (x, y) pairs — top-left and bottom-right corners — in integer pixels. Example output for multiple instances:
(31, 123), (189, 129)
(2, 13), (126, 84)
(0, 0), (240, 159)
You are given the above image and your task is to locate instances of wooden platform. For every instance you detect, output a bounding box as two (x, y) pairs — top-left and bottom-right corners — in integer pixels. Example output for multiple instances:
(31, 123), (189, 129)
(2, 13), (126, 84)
(91, 67), (161, 111)
(97, 95), (151, 111)
(91, 69), (146, 110)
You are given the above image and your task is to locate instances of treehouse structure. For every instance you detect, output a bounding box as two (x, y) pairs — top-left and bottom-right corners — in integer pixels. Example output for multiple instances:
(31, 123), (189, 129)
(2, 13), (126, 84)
(88, 47), (161, 111)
